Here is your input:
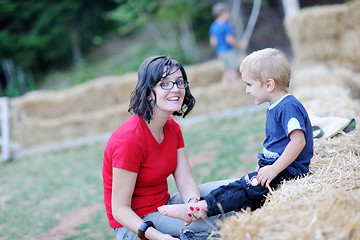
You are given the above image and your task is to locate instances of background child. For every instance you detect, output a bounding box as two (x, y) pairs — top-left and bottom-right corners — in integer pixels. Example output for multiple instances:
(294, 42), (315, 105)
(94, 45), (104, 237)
(209, 2), (247, 84)
(158, 48), (314, 224)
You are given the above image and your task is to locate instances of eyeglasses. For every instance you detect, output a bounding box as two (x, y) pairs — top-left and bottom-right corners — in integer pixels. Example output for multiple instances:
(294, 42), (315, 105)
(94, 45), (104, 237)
(157, 80), (188, 90)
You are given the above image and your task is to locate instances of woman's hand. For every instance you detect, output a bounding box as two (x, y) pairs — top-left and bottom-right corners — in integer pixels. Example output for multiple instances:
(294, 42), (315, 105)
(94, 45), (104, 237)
(186, 204), (207, 226)
(162, 234), (179, 240)
(146, 227), (179, 240)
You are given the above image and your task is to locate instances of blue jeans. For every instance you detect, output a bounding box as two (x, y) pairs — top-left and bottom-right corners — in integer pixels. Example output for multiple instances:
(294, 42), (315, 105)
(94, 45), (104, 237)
(113, 179), (236, 240)
(202, 169), (295, 217)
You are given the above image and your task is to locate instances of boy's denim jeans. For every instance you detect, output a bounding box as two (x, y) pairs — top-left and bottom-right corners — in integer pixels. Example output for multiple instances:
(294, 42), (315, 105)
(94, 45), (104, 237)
(203, 169), (294, 217)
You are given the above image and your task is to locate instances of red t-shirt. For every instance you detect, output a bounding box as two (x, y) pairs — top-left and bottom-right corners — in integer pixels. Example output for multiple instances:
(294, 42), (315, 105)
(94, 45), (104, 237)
(102, 114), (184, 228)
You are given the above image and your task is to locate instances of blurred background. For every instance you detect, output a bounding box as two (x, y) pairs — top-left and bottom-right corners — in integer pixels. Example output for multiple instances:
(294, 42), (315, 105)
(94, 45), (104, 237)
(0, 0), (346, 97)
(1, 1), (359, 239)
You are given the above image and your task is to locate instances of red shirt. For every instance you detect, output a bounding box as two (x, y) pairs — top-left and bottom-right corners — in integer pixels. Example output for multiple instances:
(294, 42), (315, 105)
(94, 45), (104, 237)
(102, 114), (184, 228)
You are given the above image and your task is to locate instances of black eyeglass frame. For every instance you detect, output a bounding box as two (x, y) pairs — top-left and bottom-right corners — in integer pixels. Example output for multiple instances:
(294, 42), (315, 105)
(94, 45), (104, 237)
(156, 80), (189, 90)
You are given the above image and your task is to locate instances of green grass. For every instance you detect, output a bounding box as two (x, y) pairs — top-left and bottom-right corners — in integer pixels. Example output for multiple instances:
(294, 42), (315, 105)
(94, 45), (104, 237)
(168, 110), (265, 193)
(0, 144), (113, 239)
(40, 38), (160, 90)
(40, 33), (211, 91)
(0, 109), (265, 239)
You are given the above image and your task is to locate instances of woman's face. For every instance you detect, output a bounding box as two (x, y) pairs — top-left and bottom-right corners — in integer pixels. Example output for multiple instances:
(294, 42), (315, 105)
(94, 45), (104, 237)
(151, 67), (186, 117)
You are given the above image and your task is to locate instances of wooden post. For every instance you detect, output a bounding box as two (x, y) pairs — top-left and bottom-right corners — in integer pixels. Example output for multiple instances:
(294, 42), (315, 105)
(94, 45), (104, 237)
(281, 0), (300, 19)
(0, 97), (10, 161)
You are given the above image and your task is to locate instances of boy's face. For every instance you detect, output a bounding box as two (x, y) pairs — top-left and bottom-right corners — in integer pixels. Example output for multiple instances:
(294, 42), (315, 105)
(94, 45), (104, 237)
(242, 71), (268, 105)
(219, 11), (230, 20)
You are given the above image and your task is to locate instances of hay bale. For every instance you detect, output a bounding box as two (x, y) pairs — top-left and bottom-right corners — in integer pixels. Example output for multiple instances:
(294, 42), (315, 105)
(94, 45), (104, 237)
(291, 63), (360, 123)
(339, 29), (360, 66)
(285, 1), (360, 70)
(186, 56), (244, 88)
(213, 187), (360, 240)
(294, 39), (339, 61)
(208, 55), (360, 239)
(10, 74), (137, 119)
(191, 81), (253, 116)
(8, 57), (251, 148)
(210, 130), (360, 240)
(11, 103), (130, 147)
(8, 74), (138, 147)
(207, 58), (360, 239)
(344, 0), (360, 30)
(186, 59), (223, 88)
(285, 4), (346, 42)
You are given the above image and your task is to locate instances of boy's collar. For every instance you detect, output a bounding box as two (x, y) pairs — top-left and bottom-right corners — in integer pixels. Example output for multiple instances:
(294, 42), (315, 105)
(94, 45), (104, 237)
(268, 94), (291, 110)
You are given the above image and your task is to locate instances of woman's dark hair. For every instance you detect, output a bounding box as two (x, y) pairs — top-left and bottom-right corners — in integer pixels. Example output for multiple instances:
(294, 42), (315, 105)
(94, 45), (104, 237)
(128, 56), (195, 123)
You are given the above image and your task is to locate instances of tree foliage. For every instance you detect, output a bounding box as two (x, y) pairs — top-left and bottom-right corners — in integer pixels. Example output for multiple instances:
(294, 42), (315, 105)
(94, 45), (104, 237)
(0, 0), (117, 69)
(107, 0), (215, 63)
(0, 0), (117, 96)
(0, 0), (219, 96)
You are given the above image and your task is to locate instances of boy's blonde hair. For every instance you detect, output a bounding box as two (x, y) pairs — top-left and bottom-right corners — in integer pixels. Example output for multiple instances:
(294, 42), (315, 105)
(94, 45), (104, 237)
(239, 48), (291, 89)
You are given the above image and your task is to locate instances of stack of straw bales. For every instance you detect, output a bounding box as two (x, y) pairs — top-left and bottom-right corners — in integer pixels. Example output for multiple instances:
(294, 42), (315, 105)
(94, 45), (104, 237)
(211, 132), (360, 239)
(210, 2), (360, 238)
(211, 63), (360, 239)
(10, 74), (136, 148)
(285, 1), (360, 71)
(9, 58), (252, 148)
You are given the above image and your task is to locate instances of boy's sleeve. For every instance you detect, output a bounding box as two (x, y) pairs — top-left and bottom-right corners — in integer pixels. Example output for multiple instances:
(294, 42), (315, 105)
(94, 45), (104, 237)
(209, 23), (215, 36)
(281, 104), (307, 136)
(225, 22), (234, 36)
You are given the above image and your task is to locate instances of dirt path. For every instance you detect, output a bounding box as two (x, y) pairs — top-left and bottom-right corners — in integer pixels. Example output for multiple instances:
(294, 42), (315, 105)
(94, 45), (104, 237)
(39, 148), (217, 240)
(40, 203), (102, 240)
(38, 148), (220, 240)
(38, 149), (216, 240)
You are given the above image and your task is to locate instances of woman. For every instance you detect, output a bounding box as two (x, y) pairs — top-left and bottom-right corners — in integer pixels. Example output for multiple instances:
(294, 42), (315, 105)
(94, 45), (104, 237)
(102, 56), (233, 240)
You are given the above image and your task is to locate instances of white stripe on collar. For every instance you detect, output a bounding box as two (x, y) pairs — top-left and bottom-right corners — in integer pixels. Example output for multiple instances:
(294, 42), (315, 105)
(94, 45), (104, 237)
(268, 94), (291, 110)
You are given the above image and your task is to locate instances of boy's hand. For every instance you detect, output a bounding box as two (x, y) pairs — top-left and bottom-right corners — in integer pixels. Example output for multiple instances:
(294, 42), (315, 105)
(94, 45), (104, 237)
(257, 165), (279, 187)
(239, 40), (248, 50)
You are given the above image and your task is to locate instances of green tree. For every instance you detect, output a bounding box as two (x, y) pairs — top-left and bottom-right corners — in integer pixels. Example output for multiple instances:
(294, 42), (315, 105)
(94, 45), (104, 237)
(107, 0), (214, 63)
(0, 0), (117, 96)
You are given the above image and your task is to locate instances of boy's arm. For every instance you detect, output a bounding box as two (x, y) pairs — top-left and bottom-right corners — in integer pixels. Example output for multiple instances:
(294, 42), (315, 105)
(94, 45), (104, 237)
(257, 129), (306, 187)
(209, 36), (217, 47)
(225, 34), (248, 49)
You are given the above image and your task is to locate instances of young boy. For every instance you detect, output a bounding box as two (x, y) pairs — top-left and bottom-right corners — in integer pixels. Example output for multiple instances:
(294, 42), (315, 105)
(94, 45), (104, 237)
(209, 2), (247, 84)
(158, 48), (313, 224)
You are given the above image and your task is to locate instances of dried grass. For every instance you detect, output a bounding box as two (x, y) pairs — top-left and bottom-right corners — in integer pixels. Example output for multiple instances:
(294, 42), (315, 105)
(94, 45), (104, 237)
(285, 1), (360, 70)
(209, 2), (360, 236)
(208, 4), (360, 236)
(8, 58), (251, 147)
(210, 130), (360, 240)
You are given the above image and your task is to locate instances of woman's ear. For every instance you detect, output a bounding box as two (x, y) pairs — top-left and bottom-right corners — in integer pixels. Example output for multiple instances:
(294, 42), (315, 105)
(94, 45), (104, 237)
(148, 91), (156, 104)
(265, 78), (276, 92)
